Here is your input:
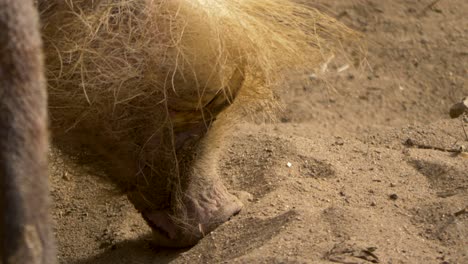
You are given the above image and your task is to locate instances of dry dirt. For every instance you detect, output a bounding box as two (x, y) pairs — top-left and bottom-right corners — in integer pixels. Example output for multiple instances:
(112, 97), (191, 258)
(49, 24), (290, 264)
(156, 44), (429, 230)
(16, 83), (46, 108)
(50, 0), (468, 263)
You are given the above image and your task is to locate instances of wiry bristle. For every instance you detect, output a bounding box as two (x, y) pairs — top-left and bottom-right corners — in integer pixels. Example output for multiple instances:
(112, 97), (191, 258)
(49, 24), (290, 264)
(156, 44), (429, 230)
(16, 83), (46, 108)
(41, 0), (361, 212)
(42, 0), (360, 129)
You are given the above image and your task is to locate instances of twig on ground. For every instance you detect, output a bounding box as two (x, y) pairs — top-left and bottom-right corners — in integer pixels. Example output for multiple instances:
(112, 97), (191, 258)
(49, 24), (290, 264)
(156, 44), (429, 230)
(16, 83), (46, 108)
(404, 138), (465, 154)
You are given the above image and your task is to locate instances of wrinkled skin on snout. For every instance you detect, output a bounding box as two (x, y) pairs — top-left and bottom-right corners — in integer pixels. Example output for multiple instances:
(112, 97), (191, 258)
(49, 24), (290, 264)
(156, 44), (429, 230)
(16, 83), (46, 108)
(140, 141), (244, 247)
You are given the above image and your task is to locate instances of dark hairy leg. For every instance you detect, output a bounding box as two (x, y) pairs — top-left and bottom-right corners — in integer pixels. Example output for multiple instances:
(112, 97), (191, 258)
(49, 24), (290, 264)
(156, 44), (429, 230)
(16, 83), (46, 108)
(0, 1), (55, 263)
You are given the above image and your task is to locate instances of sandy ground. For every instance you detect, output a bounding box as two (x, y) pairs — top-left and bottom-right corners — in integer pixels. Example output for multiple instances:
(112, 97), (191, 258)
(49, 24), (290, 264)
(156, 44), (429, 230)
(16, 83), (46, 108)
(50, 0), (468, 263)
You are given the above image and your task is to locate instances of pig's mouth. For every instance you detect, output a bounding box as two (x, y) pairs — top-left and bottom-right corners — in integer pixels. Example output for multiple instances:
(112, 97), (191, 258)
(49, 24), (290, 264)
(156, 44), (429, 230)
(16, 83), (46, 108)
(141, 185), (243, 248)
(141, 211), (187, 245)
(142, 210), (205, 248)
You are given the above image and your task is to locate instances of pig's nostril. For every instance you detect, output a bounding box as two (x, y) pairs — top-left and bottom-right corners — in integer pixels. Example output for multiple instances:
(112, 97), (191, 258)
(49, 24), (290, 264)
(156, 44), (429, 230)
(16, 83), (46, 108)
(228, 209), (241, 221)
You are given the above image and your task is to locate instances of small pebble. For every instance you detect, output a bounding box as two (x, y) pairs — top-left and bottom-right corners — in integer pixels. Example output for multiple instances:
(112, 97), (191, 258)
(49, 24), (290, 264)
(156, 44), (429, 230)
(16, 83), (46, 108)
(62, 171), (71, 181)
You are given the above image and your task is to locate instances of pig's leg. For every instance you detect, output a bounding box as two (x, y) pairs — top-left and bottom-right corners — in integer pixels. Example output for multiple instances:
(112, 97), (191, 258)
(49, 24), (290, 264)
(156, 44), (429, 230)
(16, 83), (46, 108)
(0, 0), (55, 263)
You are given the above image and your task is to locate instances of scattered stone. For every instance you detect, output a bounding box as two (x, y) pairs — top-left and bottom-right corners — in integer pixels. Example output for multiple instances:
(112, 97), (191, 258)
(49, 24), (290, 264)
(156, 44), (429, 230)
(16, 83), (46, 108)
(449, 97), (468, 118)
(389, 194), (399, 201)
(62, 171), (71, 181)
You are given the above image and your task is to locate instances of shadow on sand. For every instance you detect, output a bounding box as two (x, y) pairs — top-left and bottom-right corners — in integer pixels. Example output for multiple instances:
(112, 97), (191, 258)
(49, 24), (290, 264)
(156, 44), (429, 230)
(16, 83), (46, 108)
(70, 237), (187, 264)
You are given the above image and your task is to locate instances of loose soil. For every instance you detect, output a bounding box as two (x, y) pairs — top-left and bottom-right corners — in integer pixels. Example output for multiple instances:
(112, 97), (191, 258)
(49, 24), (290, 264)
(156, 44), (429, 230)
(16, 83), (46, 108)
(50, 0), (468, 263)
